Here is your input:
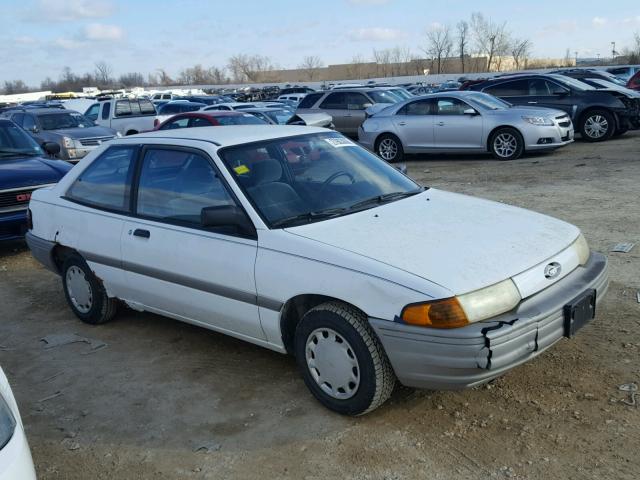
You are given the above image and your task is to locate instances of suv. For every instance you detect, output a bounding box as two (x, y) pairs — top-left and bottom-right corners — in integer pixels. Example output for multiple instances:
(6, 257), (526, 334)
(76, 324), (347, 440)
(84, 98), (157, 136)
(296, 88), (403, 136)
(606, 66), (640, 82)
(2, 108), (118, 161)
(467, 74), (636, 141)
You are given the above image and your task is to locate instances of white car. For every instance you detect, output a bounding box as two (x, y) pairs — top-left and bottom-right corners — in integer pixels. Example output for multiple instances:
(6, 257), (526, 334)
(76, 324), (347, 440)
(0, 368), (37, 479)
(25, 126), (609, 415)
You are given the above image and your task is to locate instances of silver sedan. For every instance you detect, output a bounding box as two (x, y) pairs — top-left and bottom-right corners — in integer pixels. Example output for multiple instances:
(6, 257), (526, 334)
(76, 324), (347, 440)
(358, 91), (574, 161)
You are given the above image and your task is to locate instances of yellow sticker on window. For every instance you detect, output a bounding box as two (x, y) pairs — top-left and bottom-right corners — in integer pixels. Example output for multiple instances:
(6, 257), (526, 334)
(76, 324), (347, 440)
(234, 165), (250, 174)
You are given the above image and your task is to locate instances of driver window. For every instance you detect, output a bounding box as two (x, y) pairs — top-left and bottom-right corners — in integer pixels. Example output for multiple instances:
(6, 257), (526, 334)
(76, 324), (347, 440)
(136, 149), (235, 228)
(346, 93), (369, 110)
(546, 81), (568, 95)
(435, 98), (468, 115)
(398, 100), (432, 115)
(22, 115), (37, 131)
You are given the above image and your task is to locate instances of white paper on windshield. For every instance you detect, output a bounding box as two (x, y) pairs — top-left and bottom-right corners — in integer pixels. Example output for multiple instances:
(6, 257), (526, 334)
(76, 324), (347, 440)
(324, 137), (355, 148)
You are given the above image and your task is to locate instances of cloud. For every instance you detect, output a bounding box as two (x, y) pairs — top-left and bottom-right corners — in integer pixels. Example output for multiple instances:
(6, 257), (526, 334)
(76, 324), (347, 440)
(346, 0), (391, 4)
(53, 37), (84, 50)
(29, 0), (114, 21)
(15, 36), (38, 45)
(592, 17), (607, 26)
(83, 23), (124, 41)
(348, 27), (405, 42)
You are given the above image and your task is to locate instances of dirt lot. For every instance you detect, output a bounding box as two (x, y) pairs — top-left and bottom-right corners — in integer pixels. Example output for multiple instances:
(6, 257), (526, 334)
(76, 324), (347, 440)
(1, 132), (639, 479)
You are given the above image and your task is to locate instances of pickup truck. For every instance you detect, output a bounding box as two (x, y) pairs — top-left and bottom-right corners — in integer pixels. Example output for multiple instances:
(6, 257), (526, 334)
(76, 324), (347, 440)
(84, 98), (157, 136)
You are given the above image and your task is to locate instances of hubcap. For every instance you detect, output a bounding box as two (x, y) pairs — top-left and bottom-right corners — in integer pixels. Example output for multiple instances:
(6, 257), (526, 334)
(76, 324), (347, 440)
(305, 328), (360, 400)
(584, 115), (608, 138)
(66, 266), (93, 313)
(378, 138), (398, 161)
(493, 132), (518, 158)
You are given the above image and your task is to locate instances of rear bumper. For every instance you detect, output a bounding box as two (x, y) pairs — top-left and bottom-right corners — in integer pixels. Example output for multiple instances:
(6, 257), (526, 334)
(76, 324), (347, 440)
(25, 231), (58, 273)
(0, 211), (28, 241)
(370, 252), (609, 390)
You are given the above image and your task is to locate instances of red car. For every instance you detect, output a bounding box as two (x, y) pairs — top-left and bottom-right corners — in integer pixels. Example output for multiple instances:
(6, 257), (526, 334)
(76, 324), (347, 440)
(153, 111), (267, 130)
(627, 71), (640, 91)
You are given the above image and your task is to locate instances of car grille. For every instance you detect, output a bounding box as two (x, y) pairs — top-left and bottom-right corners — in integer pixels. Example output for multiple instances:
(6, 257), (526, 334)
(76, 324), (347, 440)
(556, 115), (571, 128)
(0, 185), (52, 213)
(78, 136), (114, 147)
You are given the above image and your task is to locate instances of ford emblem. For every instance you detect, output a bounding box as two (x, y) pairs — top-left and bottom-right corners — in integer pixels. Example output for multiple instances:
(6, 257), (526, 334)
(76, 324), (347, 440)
(544, 262), (561, 279)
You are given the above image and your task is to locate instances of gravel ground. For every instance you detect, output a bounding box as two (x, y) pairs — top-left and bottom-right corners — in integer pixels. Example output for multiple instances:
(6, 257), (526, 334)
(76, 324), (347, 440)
(1, 132), (639, 479)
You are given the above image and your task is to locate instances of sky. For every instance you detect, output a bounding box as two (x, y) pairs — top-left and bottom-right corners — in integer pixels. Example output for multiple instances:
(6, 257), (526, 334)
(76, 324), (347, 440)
(1, 0), (639, 86)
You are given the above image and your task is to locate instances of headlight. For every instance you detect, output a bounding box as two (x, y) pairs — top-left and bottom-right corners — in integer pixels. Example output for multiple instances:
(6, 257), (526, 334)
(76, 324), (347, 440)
(0, 395), (16, 450)
(571, 233), (590, 265)
(522, 116), (554, 126)
(402, 279), (521, 328)
(62, 136), (74, 148)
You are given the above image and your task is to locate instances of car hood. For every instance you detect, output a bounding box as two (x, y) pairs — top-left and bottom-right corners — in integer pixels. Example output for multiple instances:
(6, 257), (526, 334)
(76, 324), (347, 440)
(0, 156), (72, 190)
(43, 125), (117, 138)
(285, 190), (579, 295)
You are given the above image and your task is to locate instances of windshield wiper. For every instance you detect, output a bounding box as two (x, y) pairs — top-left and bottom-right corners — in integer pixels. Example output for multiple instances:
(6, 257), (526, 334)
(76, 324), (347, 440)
(347, 188), (425, 212)
(271, 207), (347, 228)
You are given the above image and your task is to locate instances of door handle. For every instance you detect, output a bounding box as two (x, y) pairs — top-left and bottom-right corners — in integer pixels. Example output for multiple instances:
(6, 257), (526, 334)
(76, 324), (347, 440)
(528, 101), (538, 104)
(133, 229), (150, 239)
(344, 114), (353, 117)
(436, 122), (445, 126)
(398, 121), (407, 126)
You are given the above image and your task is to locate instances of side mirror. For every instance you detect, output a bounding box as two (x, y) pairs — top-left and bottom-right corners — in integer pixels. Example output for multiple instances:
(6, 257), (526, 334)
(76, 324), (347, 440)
(30, 125), (39, 133)
(463, 108), (478, 115)
(201, 205), (256, 237)
(42, 142), (61, 156)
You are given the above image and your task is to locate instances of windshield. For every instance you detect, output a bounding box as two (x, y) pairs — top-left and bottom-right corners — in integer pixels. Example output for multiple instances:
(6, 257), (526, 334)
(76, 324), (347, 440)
(0, 121), (44, 157)
(216, 114), (267, 125)
(263, 109), (294, 124)
(367, 90), (403, 104)
(466, 92), (511, 110)
(40, 112), (95, 130)
(218, 132), (422, 227)
(549, 75), (594, 91)
(390, 88), (413, 99)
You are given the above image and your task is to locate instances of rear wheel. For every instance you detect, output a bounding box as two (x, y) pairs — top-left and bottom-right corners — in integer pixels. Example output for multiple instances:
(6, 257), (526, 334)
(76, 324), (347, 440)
(579, 109), (614, 142)
(376, 134), (404, 163)
(489, 127), (524, 160)
(62, 254), (118, 325)
(294, 301), (395, 415)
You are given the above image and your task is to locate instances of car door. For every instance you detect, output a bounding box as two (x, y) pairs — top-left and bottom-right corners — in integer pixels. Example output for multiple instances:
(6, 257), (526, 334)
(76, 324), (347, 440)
(343, 92), (371, 134)
(318, 92), (351, 134)
(432, 97), (484, 149)
(21, 114), (44, 143)
(527, 79), (574, 118)
(120, 146), (264, 340)
(392, 99), (435, 150)
(482, 79), (530, 107)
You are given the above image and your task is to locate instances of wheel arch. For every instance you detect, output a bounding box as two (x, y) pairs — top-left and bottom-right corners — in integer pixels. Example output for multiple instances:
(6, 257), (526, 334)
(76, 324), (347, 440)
(280, 294), (370, 355)
(51, 244), (79, 274)
(486, 125), (525, 152)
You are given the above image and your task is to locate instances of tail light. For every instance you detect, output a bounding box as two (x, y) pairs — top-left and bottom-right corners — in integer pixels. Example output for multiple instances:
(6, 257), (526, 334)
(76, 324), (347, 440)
(26, 208), (33, 230)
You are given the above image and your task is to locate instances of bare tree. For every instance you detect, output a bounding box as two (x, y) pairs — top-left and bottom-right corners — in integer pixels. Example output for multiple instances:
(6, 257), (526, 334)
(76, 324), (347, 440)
(298, 55), (324, 80)
(470, 12), (511, 72)
(511, 38), (532, 70)
(2, 80), (30, 95)
(563, 48), (572, 67)
(118, 72), (145, 87)
(94, 61), (113, 86)
(227, 54), (275, 83)
(423, 25), (453, 74)
(347, 54), (367, 79)
(156, 69), (173, 86)
(372, 49), (392, 77)
(389, 46), (413, 75)
(456, 20), (470, 73)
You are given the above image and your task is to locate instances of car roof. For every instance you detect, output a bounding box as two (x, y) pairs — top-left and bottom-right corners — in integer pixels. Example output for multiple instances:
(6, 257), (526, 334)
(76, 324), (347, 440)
(10, 108), (69, 115)
(124, 125), (328, 147)
(171, 111), (247, 118)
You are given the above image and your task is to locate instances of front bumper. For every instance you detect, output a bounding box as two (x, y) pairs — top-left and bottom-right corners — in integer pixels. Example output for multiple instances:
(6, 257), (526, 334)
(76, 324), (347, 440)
(370, 252), (609, 390)
(523, 121), (574, 151)
(0, 211), (28, 241)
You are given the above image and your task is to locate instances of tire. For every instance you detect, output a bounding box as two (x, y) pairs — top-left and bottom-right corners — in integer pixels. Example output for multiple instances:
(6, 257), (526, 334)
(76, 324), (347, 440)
(61, 254), (118, 325)
(376, 134), (404, 163)
(489, 127), (524, 160)
(579, 109), (615, 142)
(294, 301), (395, 415)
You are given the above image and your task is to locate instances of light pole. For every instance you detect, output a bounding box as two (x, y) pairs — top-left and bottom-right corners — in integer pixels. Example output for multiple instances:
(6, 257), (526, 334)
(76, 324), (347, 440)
(611, 41), (616, 60)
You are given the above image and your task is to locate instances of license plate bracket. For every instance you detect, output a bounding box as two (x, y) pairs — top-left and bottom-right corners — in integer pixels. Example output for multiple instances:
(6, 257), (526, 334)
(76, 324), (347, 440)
(563, 289), (596, 338)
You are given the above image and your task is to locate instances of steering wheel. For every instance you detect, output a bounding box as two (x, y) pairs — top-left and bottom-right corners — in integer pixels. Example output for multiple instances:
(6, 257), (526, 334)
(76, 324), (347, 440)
(319, 171), (356, 194)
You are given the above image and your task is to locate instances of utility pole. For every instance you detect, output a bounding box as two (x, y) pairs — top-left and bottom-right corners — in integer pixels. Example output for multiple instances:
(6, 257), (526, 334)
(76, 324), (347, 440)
(574, 51), (578, 65)
(611, 41), (616, 59)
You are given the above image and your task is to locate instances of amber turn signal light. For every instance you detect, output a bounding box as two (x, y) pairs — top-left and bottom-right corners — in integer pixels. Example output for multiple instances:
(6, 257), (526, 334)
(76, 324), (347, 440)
(401, 298), (469, 328)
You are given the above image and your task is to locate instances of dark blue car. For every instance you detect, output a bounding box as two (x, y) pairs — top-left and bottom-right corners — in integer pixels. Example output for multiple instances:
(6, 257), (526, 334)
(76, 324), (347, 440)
(0, 119), (72, 241)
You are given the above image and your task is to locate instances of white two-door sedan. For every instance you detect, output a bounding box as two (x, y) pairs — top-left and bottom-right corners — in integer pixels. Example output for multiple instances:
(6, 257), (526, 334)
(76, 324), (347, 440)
(26, 126), (608, 415)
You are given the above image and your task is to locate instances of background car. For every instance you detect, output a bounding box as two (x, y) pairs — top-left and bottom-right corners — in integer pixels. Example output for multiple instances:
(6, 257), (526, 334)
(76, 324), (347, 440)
(2, 108), (118, 162)
(467, 73), (635, 141)
(296, 87), (404, 136)
(627, 70), (640, 91)
(358, 91), (573, 162)
(154, 111), (268, 130)
(0, 366), (37, 479)
(241, 107), (294, 125)
(153, 101), (207, 126)
(0, 118), (71, 241)
(606, 65), (640, 82)
(84, 97), (157, 136)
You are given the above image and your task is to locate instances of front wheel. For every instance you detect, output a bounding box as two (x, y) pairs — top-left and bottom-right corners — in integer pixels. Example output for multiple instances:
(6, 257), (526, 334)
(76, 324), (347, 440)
(62, 254), (118, 325)
(294, 302), (395, 415)
(376, 134), (404, 163)
(579, 110), (614, 142)
(489, 127), (524, 160)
